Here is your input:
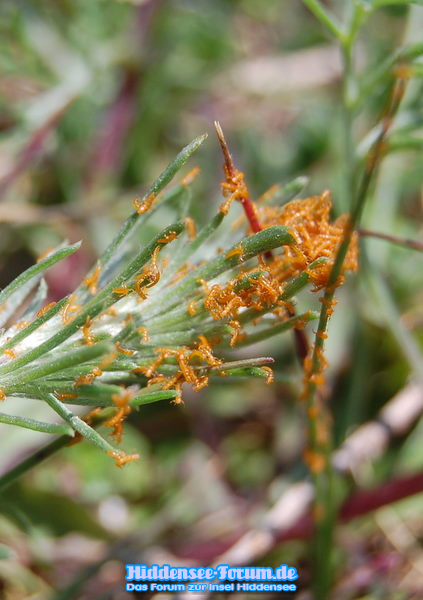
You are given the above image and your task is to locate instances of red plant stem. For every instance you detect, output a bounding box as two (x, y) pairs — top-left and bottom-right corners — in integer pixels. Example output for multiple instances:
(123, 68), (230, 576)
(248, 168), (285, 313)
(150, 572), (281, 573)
(214, 121), (263, 235)
(358, 228), (423, 253)
(277, 470), (423, 543)
(84, 68), (139, 190)
(0, 108), (67, 196)
(214, 121), (309, 362)
(175, 470), (423, 561)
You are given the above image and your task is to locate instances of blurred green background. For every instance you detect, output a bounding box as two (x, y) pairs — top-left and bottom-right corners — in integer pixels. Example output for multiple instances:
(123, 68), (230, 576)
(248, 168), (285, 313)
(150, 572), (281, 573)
(1, 1), (423, 599)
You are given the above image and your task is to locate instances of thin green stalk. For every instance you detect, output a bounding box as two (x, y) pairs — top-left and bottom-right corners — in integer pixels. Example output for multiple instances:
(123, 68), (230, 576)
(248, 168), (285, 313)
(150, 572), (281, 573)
(0, 412), (74, 436)
(0, 437), (69, 493)
(302, 0), (345, 40)
(304, 74), (407, 600)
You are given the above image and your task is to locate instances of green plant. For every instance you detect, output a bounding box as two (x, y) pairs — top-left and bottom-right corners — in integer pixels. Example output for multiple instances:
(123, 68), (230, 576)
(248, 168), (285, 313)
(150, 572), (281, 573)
(0, 128), (346, 481)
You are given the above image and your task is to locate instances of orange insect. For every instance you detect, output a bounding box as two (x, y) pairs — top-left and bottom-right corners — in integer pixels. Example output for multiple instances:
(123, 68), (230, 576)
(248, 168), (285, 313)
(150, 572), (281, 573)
(99, 350), (118, 370)
(135, 246), (161, 299)
(14, 320), (30, 330)
(3, 348), (16, 360)
(36, 246), (54, 263)
(83, 264), (102, 295)
(228, 319), (242, 346)
(184, 216), (197, 240)
(36, 302), (57, 319)
(56, 392), (77, 401)
(115, 341), (135, 356)
(138, 326), (150, 343)
(0, 388), (5, 401)
(104, 389), (133, 443)
(82, 316), (95, 346)
(133, 193), (156, 215)
(187, 300), (197, 316)
(226, 246), (244, 260)
(181, 166), (200, 187)
(260, 366), (274, 385)
(303, 449), (326, 474)
(113, 286), (131, 297)
(74, 366), (102, 387)
(62, 294), (81, 324)
(158, 231), (179, 244)
(107, 450), (140, 467)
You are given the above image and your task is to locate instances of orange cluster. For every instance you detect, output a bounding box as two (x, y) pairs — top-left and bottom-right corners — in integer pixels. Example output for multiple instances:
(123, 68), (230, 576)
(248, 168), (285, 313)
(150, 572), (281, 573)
(204, 271), (283, 346)
(83, 264), (102, 295)
(219, 167), (250, 215)
(256, 191), (359, 290)
(62, 294), (81, 324)
(75, 366), (102, 387)
(36, 302), (57, 319)
(104, 389), (133, 443)
(133, 335), (223, 403)
(133, 192), (156, 215)
(302, 345), (328, 393)
(135, 246), (161, 300)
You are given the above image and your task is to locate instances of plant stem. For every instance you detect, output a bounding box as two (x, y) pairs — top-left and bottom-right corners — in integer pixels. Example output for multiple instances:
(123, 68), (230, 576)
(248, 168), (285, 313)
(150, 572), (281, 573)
(302, 0), (345, 40)
(358, 228), (423, 252)
(0, 437), (69, 492)
(305, 50), (407, 600)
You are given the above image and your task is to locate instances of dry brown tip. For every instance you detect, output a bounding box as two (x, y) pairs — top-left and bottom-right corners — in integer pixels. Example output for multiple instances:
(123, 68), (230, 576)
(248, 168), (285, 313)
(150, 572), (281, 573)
(214, 121), (235, 176)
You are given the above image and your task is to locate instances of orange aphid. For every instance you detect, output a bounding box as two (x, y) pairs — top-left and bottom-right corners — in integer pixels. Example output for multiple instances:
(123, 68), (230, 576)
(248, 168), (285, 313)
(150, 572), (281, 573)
(303, 449), (326, 474)
(133, 193), (156, 215)
(187, 300), (197, 316)
(181, 165), (201, 186)
(3, 349), (16, 360)
(0, 388), (5, 401)
(197, 278), (210, 294)
(138, 326), (150, 343)
(316, 331), (328, 340)
(229, 319), (241, 346)
(83, 264), (101, 295)
(82, 316), (94, 346)
(135, 246), (161, 299)
(184, 216), (197, 240)
(56, 392), (77, 401)
(62, 294), (81, 324)
(99, 350), (118, 370)
(104, 389), (133, 443)
(36, 246), (54, 263)
(107, 449), (140, 467)
(319, 296), (338, 317)
(83, 407), (101, 423)
(115, 341), (135, 355)
(261, 366), (274, 385)
(226, 246), (244, 260)
(307, 405), (319, 420)
(36, 302), (57, 319)
(158, 231), (179, 244)
(15, 320), (30, 330)
(113, 286), (131, 297)
(75, 366), (102, 387)
(219, 169), (249, 215)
